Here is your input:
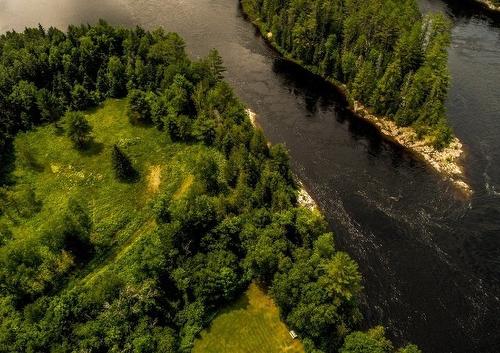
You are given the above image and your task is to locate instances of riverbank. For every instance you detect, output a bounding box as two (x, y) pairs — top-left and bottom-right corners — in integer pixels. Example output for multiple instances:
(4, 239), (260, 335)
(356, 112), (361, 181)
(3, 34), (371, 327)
(476, 0), (500, 12)
(246, 108), (320, 209)
(240, 2), (471, 196)
(350, 99), (470, 195)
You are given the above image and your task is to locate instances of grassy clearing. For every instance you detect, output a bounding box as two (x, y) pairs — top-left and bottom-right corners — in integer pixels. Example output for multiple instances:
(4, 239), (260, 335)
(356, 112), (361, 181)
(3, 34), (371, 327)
(10, 99), (167, 242)
(3, 99), (212, 281)
(193, 283), (304, 353)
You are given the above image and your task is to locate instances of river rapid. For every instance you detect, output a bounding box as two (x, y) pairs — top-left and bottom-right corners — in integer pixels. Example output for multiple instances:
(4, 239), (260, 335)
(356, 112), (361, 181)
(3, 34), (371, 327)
(1, 0), (499, 352)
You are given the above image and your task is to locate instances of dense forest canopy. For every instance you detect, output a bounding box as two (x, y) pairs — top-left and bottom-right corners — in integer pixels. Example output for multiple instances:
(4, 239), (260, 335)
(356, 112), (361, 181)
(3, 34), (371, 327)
(242, 0), (453, 148)
(0, 22), (419, 353)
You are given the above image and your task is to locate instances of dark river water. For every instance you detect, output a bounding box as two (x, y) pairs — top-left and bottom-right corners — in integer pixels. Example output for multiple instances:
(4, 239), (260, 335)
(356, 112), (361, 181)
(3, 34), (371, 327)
(1, 0), (499, 352)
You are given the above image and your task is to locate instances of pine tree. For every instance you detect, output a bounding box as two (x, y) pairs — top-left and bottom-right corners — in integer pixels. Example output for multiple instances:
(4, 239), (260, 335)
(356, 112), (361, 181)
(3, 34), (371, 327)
(106, 56), (127, 98)
(206, 49), (226, 82)
(111, 144), (136, 180)
(70, 84), (93, 111)
(67, 112), (92, 148)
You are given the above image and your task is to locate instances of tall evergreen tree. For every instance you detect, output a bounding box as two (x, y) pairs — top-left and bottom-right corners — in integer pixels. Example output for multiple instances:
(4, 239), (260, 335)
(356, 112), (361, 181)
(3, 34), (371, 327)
(242, 0), (453, 147)
(206, 49), (226, 82)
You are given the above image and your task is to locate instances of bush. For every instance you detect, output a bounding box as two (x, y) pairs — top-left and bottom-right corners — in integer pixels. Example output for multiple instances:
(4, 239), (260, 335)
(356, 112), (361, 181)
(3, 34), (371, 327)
(0, 222), (13, 246)
(340, 326), (422, 353)
(128, 89), (155, 124)
(66, 112), (93, 149)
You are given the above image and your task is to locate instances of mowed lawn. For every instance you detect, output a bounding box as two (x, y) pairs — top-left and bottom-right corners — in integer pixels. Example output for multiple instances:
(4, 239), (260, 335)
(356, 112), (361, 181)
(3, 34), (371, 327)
(193, 283), (304, 353)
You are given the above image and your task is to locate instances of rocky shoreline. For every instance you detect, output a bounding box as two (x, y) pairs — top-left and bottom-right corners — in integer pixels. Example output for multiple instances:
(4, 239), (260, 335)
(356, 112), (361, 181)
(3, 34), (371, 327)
(477, 0), (500, 12)
(350, 100), (471, 195)
(240, 4), (472, 196)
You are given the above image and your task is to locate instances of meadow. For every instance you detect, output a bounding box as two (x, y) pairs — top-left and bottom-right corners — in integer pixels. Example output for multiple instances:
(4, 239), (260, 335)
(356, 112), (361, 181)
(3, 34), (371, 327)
(2, 98), (305, 352)
(193, 283), (304, 353)
(3, 99), (213, 286)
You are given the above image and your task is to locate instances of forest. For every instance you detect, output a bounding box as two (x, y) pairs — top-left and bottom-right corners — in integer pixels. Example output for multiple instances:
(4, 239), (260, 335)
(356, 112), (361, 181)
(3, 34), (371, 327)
(241, 0), (454, 148)
(0, 22), (420, 353)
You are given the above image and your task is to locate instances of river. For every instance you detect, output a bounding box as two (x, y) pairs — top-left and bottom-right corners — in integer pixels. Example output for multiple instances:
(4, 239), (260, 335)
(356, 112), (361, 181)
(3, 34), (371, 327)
(1, 0), (499, 352)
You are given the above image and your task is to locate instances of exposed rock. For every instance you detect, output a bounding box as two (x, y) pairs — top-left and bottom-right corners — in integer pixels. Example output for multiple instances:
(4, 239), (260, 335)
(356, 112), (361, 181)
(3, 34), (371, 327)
(478, 0), (500, 12)
(296, 180), (318, 210)
(246, 108), (258, 127)
(351, 100), (471, 196)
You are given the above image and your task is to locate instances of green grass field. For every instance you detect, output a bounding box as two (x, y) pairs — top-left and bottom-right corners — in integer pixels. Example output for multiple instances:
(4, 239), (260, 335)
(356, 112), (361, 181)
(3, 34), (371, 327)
(193, 283), (304, 353)
(3, 99), (214, 285)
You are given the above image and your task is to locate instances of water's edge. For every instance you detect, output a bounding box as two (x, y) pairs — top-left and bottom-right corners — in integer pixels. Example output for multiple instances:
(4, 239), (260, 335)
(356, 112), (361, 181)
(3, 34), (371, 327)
(239, 1), (472, 196)
(475, 0), (500, 12)
(247, 109), (319, 211)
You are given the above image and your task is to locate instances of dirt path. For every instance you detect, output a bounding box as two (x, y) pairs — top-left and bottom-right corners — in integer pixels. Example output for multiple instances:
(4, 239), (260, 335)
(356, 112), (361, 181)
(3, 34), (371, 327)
(147, 165), (162, 193)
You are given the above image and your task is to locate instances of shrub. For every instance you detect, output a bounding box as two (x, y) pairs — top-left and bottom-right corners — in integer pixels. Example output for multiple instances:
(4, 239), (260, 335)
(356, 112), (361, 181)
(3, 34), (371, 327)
(66, 112), (93, 149)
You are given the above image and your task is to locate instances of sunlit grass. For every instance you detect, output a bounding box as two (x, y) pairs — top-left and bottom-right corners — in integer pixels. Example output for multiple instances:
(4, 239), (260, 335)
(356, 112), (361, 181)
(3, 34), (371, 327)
(193, 283), (304, 353)
(3, 99), (218, 283)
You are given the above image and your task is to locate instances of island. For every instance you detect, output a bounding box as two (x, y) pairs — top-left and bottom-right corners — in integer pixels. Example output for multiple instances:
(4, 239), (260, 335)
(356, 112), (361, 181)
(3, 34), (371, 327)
(241, 0), (471, 195)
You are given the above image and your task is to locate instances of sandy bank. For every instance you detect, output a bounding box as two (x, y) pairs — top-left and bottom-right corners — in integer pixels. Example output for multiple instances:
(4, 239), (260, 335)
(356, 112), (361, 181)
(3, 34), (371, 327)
(247, 77), (470, 196)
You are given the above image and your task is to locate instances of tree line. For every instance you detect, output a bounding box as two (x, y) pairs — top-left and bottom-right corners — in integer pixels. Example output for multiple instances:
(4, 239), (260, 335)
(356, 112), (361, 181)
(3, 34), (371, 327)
(0, 22), (419, 353)
(242, 0), (453, 148)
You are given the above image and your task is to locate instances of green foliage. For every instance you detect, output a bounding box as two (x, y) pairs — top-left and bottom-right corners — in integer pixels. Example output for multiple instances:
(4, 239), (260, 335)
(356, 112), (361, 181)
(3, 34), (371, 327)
(271, 232), (362, 351)
(0, 198), (91, 302)
(242, 0), (454, 147)
(0, 223), (13, 246)
(66, 111), (93, 148)
(0, 184), (41, 220)
(61, 198), (93, 261)
(128, 89), (156, 123)
(340, 326), (421, 353)
(71, 83), (94, 111)
(340, 327), (393, 353)
(204, 49), (226, 83)
(107, 56), (127, 98)
(0, 22), (398, 353)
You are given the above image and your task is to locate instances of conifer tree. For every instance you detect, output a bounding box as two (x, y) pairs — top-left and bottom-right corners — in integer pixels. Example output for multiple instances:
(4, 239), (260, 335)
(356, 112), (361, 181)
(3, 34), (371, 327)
(67, 112), (92, 149)
(206, 49), (226, 82)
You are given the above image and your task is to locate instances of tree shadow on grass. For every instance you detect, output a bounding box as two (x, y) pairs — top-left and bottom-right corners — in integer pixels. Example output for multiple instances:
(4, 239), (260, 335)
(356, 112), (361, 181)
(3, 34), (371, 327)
(213, 287), (251, 317)
(79, 140), (104, 157)
(116, 168), (141, 184)
(128, 114), (155, 128)
(0, 142), (16, 185)
(198, 288), (251, 340)
(52, 122), (65, 136)
(23, 158), (45, 173)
